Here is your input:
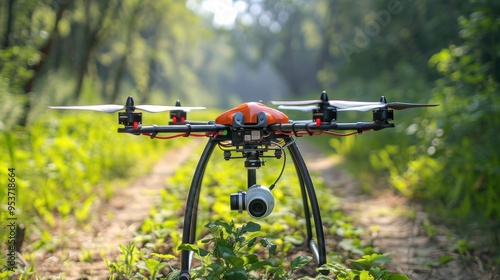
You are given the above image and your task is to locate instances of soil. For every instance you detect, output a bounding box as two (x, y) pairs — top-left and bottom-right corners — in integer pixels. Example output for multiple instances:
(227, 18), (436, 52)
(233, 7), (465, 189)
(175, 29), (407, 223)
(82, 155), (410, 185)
(16, 139), (499, 279)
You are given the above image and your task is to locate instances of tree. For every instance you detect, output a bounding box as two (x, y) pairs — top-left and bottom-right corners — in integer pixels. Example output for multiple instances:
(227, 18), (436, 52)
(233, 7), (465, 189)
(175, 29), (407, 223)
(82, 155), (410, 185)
(424, 0), (500, 221)
(0, 0), (215, 127)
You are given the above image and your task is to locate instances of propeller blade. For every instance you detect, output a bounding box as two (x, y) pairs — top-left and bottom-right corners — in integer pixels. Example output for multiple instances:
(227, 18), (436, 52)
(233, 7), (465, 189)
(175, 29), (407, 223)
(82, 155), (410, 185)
(273, 99), (385, 109)
(271, 99), (321, 106)
(48, 104), (124, 113)
(337, 104), (384, 111)
(277, 105), (318, 112)
(272, 96), (438, 111)
(387, 102), (439, 110)
(329, 100), (382, 109)
(176, 106), (207, 111)
(135, 105), (206, 113)
(338, 102), (439, 111)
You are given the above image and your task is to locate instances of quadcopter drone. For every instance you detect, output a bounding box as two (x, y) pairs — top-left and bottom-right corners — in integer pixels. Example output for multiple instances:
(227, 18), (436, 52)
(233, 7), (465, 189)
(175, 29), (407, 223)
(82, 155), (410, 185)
(50, 91), (437, 279)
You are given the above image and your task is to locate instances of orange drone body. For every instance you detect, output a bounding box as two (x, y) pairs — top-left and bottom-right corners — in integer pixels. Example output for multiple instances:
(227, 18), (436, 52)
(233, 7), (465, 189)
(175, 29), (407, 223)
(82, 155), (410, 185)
(215, 102), (289, 125)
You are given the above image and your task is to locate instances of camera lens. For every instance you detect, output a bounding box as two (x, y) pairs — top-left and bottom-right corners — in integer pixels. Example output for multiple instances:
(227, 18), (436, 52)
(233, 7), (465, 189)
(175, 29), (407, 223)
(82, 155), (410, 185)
(230, 191), (246, 213)
(248, 199), (267, 218)
(229, 185), (274, 218)
(246, 185), (274, 218)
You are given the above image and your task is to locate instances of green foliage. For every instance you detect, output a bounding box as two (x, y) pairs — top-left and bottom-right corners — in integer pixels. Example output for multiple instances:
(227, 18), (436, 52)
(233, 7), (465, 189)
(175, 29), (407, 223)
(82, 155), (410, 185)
(364, 0), (500, 235)
(422, 1), (500, 223)
(105, 242), (180, 279)
(106, 242), (170, 279)
(0, 40), (39, 93)
(313, 254), (409, 280)
(0, 111), (174, 265)
(180, 220), (287, 279)
(321, 0), (500, 261)
(109, 139), (410, 279)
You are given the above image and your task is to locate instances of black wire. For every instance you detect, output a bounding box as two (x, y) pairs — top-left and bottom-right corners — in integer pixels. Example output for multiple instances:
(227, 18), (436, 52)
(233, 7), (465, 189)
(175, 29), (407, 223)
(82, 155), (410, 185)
(269, 141), (286, 191)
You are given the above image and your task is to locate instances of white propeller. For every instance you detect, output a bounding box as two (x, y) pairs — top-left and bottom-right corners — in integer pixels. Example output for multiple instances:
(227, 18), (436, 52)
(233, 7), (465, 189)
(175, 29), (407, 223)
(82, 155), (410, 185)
(49, 104), (206, 113)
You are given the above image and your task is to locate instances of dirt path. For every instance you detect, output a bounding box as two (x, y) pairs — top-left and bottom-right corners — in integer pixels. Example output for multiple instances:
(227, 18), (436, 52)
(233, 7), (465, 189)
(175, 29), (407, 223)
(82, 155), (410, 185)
(30, 139), (202, 279)
(297, 140), (497, 280)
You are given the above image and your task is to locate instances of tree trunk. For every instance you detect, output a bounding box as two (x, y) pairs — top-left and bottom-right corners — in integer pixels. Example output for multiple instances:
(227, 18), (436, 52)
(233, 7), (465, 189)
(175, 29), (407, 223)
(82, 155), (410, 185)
(73, 0), (113, 102)
(3, 0), (15, 48)
(20, 0), (72, 126)
(109, 4), (141, 103)
(139, 23), (161, 104)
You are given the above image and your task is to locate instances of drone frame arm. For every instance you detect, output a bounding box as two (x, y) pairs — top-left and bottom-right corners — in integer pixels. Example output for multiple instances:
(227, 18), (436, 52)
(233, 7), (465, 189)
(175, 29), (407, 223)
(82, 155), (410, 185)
(117, 123), (229, 136)
(270, 121), (394, 135)
(117, 122), (394, 138)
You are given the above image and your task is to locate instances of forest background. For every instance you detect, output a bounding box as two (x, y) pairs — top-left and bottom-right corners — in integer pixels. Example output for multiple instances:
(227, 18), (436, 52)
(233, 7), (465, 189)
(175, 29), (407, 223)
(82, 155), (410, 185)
(1, 0), (499, 274)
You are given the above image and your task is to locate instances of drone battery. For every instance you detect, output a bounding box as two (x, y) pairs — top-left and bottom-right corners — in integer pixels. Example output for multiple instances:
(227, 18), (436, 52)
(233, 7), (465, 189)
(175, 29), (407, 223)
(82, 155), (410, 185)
(118, 112), (142, 126)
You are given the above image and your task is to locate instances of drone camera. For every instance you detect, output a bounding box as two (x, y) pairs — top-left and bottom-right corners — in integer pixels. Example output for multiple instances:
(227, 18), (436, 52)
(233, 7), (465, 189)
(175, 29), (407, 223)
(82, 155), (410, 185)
(230, 185), (275, 218)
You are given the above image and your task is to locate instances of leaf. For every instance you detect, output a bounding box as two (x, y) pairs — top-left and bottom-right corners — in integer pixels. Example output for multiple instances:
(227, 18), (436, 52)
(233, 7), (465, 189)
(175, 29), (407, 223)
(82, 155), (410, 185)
(143, 258), (167, 276)
(369, 267), (385, 279)
(260, 238), (277, 257)
(438, 255), (454, 265)
(242, 254), (259, 265)
(150, 253), (176, 260)
(178, 243), (209, 257)
(291, 255), (313, 273)
(358, 270), (374, 280)
(240, 221), (261, 234)
(201, 238), (213, 244)
(247, 237), (257, 248)
(370, 254), (392, 266)
(248, 260), (274, 271)
(386, 274), (411, 280)
(339, 239), (364, 256)
(225, 256), (245, 267)
(352, 254), (392, 270)
(266, 266), (287, 278)
(217, 245), (235, 258)
(214, 220), (235, 234)
(223, 267), (248, 280)
(165, 269), (181, 280)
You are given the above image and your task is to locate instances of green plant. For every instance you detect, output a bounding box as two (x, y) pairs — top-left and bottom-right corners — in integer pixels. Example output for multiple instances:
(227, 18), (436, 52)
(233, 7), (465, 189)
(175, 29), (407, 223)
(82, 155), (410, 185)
(79, 248), (94, 263)
(136, 253), (178, 279)
(315, 254), (409, 280)
(179, 220), (312, 279)
(105, 243), (179, 279)
(105, 243), (140, 279)
(17, 263), (39, 280)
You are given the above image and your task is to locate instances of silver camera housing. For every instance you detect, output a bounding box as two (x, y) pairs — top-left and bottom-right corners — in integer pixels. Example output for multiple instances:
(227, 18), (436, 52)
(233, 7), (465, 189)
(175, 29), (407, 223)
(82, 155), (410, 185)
(230, 184), (275, 218)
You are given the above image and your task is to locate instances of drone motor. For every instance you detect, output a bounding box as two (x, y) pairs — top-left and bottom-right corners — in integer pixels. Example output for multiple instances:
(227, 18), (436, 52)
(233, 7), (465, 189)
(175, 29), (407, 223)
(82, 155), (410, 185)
(118, 112), (142, 128)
